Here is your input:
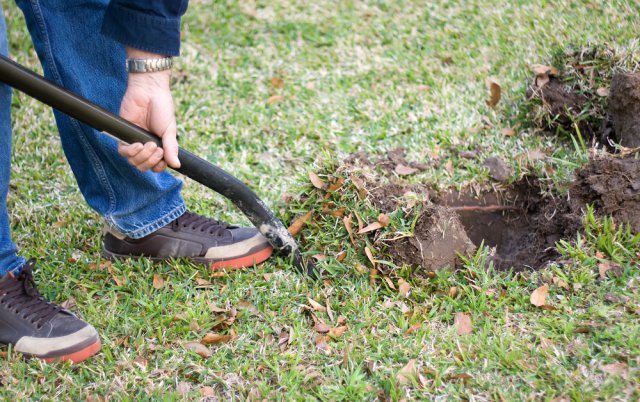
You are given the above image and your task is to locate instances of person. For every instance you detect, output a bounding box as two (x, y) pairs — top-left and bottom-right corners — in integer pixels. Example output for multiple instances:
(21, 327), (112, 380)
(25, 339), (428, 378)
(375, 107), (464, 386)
(0, 0), (272, 363)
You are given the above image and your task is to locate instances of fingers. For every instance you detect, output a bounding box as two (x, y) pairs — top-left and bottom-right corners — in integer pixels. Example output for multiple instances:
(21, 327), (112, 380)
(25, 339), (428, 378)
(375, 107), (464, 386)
(118, 141), (166, 172)
(161, 123), (181, 169)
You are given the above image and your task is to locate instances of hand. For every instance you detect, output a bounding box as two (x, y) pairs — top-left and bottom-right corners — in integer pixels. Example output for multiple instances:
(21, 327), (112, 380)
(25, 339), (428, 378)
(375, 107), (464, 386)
(118, 49), (180, 172)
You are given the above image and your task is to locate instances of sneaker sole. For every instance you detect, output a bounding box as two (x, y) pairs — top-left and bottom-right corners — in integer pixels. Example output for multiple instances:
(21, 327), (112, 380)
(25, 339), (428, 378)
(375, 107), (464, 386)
(102, 245), (274, 270)
(42, 339), (101, 364)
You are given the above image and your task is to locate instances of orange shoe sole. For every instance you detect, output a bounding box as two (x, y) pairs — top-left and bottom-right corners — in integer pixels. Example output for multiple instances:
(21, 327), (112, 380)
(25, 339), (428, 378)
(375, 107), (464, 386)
(42, 339), (101, 364)
(210, 246), (273, 271)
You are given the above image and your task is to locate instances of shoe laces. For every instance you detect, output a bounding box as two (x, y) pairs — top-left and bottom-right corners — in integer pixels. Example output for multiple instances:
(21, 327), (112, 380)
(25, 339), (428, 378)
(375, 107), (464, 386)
(0, 260), (61, 329)
(172, 211), (230, 237)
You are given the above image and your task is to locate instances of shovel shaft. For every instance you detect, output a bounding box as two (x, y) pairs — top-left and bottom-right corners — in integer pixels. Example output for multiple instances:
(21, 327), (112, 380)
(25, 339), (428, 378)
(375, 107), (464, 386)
(0, 54), (317, 278)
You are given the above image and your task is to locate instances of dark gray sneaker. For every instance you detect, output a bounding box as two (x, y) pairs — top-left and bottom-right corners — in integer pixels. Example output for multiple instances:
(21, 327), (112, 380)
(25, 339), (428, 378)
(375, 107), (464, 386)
(102, 211), (273, 270)
(0, 261), (100, 363)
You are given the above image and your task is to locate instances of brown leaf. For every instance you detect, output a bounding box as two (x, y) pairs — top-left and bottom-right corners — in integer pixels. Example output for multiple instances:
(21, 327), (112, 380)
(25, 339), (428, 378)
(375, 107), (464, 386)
(369, 268), (379, 286)
(176, 381), (191, 395)
(313, 322), (331, 334)
(535, 73), (550, 88)
(404, 323), (422, 335)
(328, 325), (348, 338)
(185, 342), (211, 358)
(395, 164), (419, 176)
(152, 274), (164, 289)
(321, 205), (347, 218)
(445, 373), (473, 382)
(601, 362), (628, 376)
(377, 213), (391, 227)
(308, 298), (327, 312)
(552, 276), (569, 290)
(598, 261), (622, 279)
(343, 214), (356, 246)
(195, 278), (212, 286)
(444, 159), (454, 175)
(596, 87), (610, 97)
(501, 127), (516, 137)
(383, 276), (396, 290)
(355, 213), (364, 231)
(354, 262), (367, 274)
(327, 177), (345, 192)
(448, 286), (458, 298)
(267, 94), (284, 104)
(396, 359), (417, 385)
(315, 335), (332, 355)
(485, 77), (501, 108)
(398, 279), (411, 297)
(288, 211), (313, 236)
(237, 300), (259, 314)
(530, 284), (549, 307)
(271, 77), (284, 88)
(201, 386), (215, 397)
(309, 171), (326, 189)
(349, 174), (367, 197)
(336, 250), (347, 262)
(357, 221), (383, 234)
(202, 333), (233, 345)
(531, 64), (559, 76)
(454, 312), (472, 336)
(365, 246), (376, 267)
(518, 148), (547, 162)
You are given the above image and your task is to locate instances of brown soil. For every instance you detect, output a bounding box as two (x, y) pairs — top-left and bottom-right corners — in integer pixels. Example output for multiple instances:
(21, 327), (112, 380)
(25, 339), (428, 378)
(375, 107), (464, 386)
(383, 177), (581, 272)
(608, 72), (640, 148)
(386, 205), (476, 272)
(570, 156), (640, 233)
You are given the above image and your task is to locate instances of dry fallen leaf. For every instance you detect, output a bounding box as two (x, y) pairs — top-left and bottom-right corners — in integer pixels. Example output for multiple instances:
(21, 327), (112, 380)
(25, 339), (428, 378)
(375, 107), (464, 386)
(404, 323), (422, 335)
(336, 250), (347, 262)
(398, 279), (411, 298)
(152, 273), (164, 289)
(314, 322), (332, 333)
(201, 386), (215, 397)
(349, 174), (367, 197)
(365, 246), (376, 267)
(309, 171), (326, 189)
(315, 335), (331, 355)
(378, 213), (391, 227)
(195, 278), (212, 286)
(288, 211), (313, 236)
(444, 159), (454, 175)
(531, 64), (559, 76)
(271, 77), (284, 88)
(396, 359), (417, 385)
(598, 262), (611, 279)
(395, 164), (419, 176)
(485, 77), (501, 108)
(601, 362), (628, 376)
(308, 298), (327, 312)
(530, 284), (549, 307)
(202, 333), (233, 345)
(176, 381), (191, 395)
(501, 127), (516, 137)
(448, 286), (458, 298)
(326, 177), (345, 192)
(267, 94), (284, 104)
(596, 87), (610, 97)
(552, 276), (569, 290)
(328, 325), (348, 338)
(358, 221), (383, 234)
(343, 214), (356, 246)
(185, 342), (211, 358)
(535, 73), (550, 88)
(454, 312), (472, 336)
(383, 276), (396, 290)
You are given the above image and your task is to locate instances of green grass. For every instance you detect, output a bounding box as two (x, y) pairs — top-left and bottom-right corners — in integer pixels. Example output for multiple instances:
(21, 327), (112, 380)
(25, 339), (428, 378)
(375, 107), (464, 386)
(2, 0), (640, 400)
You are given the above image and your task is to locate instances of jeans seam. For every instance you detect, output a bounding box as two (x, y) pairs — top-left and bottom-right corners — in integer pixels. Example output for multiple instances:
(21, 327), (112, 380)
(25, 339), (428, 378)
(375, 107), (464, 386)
(26, 0), (117, 216)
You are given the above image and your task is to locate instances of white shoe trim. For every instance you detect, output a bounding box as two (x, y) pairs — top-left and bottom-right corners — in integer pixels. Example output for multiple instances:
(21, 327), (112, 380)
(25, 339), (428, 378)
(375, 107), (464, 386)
(15, 325), (98, 356)
(204, 233), (268, 259)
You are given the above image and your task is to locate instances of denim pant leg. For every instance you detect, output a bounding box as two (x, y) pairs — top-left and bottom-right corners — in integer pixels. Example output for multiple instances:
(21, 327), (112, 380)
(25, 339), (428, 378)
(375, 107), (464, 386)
(14, 0), (186, 238)
(0, 10), (27, 275)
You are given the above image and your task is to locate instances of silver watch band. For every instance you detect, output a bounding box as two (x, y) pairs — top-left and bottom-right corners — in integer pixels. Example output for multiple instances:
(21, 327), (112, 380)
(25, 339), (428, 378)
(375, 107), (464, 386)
(125, 57), (173, 73)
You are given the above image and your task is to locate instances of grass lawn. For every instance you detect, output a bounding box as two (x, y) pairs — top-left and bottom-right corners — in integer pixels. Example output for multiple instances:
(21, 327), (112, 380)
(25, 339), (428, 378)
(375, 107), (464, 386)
(2, 0), (639, 400)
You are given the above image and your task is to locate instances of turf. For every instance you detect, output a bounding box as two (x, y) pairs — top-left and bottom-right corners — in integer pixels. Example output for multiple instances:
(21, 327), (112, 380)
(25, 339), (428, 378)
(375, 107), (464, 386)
(2, 0), (639, 400)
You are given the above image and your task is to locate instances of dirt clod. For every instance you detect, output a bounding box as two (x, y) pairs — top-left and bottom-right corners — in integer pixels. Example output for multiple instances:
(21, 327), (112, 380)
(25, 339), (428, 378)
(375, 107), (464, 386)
(387, 205), (476, 272)
(608, 72), (640, 148)
(483, 157), (512, 182)
(570, 156), (640, 233)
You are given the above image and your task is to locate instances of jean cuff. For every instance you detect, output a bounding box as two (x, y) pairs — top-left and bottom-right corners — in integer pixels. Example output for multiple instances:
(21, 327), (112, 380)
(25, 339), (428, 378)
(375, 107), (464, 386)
(105, 202), (186, 239)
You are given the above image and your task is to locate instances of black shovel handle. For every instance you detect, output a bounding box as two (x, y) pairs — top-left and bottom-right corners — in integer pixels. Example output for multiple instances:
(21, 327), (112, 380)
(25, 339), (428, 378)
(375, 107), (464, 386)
(0, 54), (318, 279)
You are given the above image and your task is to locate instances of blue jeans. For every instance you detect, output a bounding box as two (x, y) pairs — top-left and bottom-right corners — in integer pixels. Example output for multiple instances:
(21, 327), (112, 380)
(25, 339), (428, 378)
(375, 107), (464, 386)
(0, 0), (186, 275)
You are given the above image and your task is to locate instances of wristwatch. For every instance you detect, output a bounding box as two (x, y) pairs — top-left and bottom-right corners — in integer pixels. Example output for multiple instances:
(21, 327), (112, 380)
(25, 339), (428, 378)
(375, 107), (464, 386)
(125, 57), (173, 73)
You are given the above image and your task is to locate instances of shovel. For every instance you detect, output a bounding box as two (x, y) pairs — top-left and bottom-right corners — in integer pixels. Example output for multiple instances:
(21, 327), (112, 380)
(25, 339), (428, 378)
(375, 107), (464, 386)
(0, 54), (319, 279)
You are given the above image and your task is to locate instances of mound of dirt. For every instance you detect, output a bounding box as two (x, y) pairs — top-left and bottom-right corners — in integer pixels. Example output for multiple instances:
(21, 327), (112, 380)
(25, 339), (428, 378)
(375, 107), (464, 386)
(608, 72), (640, 148)
(570, 156), (640, 233)
(386, 205), (476, 272)
(383, 177), (582, 272)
